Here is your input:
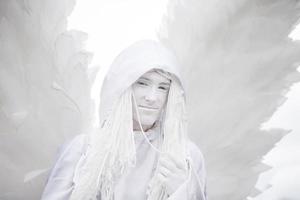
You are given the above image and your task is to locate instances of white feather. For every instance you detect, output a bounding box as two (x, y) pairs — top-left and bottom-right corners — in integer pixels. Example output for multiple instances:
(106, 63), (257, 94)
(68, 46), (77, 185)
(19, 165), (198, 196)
(0, 0), (94, 199)
(158, 0), (300, 199)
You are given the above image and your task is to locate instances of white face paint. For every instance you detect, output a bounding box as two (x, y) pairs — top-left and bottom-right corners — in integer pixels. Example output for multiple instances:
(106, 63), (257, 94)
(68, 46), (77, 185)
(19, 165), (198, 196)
(132, 70), (171, 131)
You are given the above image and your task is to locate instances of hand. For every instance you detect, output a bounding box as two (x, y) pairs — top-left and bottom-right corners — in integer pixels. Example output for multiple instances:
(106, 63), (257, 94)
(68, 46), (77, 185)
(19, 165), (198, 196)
(156, 153), (189, 196)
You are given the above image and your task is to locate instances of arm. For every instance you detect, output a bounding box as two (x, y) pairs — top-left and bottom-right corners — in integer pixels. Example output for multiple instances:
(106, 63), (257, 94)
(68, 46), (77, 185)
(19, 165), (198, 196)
(41, 134), (87, 200)
(167, 141), (207, 200)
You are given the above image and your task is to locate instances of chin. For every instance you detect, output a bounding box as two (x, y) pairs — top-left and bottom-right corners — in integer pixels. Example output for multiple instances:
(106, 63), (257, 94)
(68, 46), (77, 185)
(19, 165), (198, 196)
(140, 119), (156, 127)
(138, 114), (158, 127)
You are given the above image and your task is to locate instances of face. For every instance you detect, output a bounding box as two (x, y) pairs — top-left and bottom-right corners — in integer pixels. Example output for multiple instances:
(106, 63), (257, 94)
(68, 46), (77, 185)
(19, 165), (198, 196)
(132, 70), (171, 130)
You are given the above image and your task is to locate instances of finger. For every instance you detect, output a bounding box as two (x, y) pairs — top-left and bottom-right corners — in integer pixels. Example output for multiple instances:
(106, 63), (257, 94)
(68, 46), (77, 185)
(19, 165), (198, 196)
(159, 157), (177, 172)
(166, 153), (186, 170)
(158, 165), (171, 177)
(157, 172), (167, 183)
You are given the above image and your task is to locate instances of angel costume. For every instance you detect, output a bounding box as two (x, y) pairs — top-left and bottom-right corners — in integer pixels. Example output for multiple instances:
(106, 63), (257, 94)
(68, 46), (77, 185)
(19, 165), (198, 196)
(2, 0), (300, 199)
(41, 40), (207, 200)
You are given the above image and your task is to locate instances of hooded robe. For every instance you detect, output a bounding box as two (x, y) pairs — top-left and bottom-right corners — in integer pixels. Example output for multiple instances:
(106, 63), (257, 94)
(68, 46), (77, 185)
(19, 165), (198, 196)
(41, 40), (207, 200)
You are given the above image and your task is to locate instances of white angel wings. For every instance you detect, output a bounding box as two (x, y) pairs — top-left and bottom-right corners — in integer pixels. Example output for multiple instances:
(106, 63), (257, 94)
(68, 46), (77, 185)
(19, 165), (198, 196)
(158, 0), (300, 199)
(0, 0), (300, 199)
(0, 0), (95, 199)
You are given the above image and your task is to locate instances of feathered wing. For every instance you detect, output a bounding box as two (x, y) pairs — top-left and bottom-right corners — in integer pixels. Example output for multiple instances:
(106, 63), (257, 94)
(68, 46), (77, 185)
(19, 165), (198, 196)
(0, 0), (95, 199)
(158, 0), (300, 199)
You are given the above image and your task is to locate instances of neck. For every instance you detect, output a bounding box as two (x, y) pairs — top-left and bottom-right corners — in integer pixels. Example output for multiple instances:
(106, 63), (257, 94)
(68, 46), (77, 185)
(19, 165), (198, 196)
(133, 120), (155, 132)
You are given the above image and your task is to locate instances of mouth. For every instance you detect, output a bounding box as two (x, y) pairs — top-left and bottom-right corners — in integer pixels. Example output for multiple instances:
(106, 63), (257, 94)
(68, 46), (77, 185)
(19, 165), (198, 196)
(138, 105), (159, 110)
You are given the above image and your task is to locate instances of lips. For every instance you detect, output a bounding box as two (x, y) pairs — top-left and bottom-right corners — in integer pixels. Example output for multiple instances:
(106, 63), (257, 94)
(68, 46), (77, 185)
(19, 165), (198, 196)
(138, 105), (158, 110)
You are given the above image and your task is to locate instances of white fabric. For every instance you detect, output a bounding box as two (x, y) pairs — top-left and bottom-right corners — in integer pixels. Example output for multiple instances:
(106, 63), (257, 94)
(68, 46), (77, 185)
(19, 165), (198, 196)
(41, 127), (207, 200)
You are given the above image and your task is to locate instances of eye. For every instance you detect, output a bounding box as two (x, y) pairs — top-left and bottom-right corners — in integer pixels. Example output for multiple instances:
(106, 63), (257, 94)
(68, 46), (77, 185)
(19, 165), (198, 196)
(158, 86), (169, 91)
(137, 81), (147, 86)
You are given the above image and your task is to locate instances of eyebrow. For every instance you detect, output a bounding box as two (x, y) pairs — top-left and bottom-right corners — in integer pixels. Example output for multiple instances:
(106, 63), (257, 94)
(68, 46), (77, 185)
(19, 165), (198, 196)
(160, 82), (171, 86)
(139, 77), (150, 81)
(139, 77), (170, 85)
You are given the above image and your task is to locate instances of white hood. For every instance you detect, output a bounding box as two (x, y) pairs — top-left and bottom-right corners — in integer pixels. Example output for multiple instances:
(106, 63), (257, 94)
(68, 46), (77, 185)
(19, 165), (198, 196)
(99, 40), (185, 127)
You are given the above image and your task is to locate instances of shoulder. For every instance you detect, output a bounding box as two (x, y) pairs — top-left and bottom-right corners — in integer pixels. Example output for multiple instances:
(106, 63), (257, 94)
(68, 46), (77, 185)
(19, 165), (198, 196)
(48, 134), (88, 178)
(186, 140), (208, 198)
(53, 134), (88, 169)
(58, 134), (88, 156)
(42, 134), (88, 198)
(186, 139), (206, 172)
(186, 140), (205, 162)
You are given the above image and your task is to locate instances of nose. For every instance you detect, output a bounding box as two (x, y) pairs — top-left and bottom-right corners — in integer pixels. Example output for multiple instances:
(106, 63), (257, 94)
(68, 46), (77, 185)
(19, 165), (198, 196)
(144, 87), (157, 103)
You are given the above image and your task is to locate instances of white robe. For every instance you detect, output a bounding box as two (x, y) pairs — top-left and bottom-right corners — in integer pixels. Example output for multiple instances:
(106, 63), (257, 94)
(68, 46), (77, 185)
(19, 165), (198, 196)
(41, 127), (207, 200)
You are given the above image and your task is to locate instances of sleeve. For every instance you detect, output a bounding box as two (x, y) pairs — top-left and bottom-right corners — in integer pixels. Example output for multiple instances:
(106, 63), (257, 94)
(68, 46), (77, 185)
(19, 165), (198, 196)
(41, 134), (87, 200)
(167, 141), (207, 200)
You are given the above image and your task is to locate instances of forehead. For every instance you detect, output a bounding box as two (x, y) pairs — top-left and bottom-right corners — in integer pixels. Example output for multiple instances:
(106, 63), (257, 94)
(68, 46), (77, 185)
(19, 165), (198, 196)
(139, 70), (171, 83)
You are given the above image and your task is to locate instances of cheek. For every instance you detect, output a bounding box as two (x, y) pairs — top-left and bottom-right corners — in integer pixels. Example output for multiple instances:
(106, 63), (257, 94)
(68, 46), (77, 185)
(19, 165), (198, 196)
(132, 85), (148, 98)
(132, 88), (143, 104)
(158, 93), (168, 107)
